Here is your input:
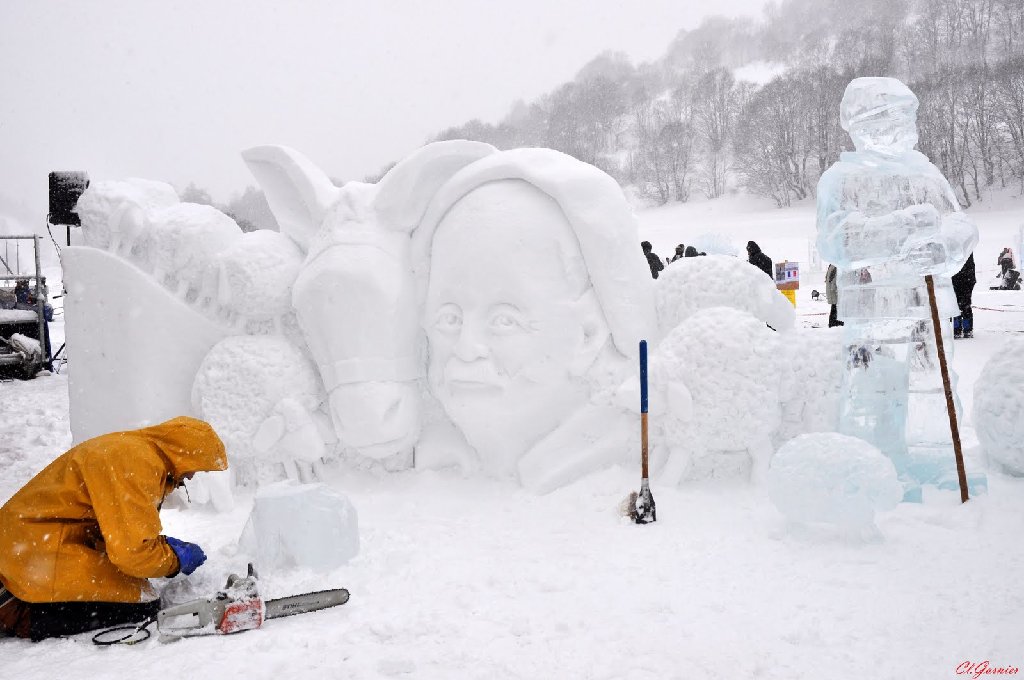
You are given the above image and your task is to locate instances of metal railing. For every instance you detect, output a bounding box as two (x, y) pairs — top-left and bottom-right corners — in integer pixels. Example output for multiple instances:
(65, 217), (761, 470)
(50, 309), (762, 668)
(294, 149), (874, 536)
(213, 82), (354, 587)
(0, 235), (47, 372)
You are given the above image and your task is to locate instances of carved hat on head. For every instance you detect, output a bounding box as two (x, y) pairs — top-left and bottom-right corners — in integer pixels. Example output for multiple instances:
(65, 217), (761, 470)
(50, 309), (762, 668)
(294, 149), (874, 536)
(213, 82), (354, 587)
(412, 148), (657, 360)
(840, 77), (919, 132)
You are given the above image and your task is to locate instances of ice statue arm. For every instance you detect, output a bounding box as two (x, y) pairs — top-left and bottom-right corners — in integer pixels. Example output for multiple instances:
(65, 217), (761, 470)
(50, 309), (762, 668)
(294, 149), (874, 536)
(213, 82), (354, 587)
(817, 203), (943, 270)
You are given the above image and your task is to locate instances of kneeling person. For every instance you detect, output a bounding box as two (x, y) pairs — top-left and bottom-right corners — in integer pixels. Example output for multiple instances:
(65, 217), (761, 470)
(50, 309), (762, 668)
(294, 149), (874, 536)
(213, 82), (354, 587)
(0, 416), (227, 641)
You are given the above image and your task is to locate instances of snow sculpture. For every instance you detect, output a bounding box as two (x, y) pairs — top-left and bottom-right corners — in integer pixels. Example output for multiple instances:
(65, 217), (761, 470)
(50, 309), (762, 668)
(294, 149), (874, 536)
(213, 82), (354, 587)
(215, 229), (303, 329)
(191, 335), (325, 486)
(768, 433), (903, 534)
(62, 247), (231, 442)
(412, 149), (657, 491)
(72, 141), (842, 497)
(148, 203), (243, 302)
(653, 307), (781, 485)
(774, 327), (845, 447)
(73, 178), (178, 254)
(816, 77), (984, 500)
(974, 338), (1024, 476)
(244, 141), (496, 460)
(239, 481), (359, 571)
(655, 254), (795, 337)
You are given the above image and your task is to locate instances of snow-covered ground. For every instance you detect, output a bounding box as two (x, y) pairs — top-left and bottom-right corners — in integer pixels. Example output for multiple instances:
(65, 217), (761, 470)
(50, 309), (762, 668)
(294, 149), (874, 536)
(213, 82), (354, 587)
(1, 194), (1022, 679)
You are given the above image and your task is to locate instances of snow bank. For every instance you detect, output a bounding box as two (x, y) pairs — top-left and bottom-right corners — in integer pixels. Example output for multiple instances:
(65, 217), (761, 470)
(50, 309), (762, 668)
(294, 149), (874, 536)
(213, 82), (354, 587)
(974, 337), (1024, 476)
(768, 432), (903, 531)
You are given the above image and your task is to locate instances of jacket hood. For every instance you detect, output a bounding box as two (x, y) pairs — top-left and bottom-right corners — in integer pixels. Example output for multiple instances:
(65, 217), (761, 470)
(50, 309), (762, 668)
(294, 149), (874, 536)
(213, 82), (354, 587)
(136, 416), (228, 479)
(746, 241), (762, 255)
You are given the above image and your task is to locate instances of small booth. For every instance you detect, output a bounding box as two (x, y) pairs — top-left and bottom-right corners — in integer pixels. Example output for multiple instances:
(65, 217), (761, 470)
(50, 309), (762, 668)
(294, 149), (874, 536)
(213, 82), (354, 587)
(775, 261), (800, 307)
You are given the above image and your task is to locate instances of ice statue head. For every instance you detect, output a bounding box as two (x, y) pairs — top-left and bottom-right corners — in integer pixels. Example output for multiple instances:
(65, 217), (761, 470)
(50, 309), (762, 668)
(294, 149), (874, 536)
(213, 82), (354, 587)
(840, 77), (919, 155)
(414, 149), (656, 476)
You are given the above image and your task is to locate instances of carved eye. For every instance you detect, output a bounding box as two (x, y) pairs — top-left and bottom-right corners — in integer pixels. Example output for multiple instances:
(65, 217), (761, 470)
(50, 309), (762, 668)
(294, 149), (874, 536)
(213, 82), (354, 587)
(489, 306), (526, 334)
(434, 305), (462, 333)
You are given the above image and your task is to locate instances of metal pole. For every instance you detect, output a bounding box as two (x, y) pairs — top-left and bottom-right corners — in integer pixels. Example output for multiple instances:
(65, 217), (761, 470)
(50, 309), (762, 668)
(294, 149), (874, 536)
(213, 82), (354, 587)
(924, 274), (969, 503)
(34, 236), (45, 368)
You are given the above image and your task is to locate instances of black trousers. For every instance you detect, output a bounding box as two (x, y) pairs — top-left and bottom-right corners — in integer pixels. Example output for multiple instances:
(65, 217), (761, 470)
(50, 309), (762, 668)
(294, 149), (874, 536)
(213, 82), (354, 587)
(0, 587), (160, 641)
(828, 304), (844, 327)
(954, 294), (973, 334)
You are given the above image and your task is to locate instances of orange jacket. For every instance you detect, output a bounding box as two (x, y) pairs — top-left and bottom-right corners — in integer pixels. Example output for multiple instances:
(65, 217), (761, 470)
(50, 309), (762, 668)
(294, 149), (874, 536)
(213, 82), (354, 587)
(0, 417), (227, 603)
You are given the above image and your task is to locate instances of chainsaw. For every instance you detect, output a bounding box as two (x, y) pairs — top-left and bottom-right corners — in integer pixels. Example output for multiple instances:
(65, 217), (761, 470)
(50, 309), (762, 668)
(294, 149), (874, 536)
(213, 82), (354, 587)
(156, 563), (349, 640)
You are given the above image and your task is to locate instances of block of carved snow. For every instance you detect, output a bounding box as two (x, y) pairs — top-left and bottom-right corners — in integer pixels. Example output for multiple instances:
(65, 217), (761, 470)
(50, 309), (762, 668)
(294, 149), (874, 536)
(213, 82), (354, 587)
(239, 481), (359, 571)
(655, 255), (795, 337)
(191, 335), (322, 461)
(768, 433), (903, 529)
(974, 338), (1024, 476)
(74, 178), (179, 251)
(217, 230), (303, 318)
(148, 203), (243, 300)
(774, 328), (845, 447)
(653, 307), (781, 484)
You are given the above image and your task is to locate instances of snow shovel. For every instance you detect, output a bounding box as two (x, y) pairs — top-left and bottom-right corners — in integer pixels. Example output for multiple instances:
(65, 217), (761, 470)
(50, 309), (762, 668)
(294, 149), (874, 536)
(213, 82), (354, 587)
(630, 339), (657, 524)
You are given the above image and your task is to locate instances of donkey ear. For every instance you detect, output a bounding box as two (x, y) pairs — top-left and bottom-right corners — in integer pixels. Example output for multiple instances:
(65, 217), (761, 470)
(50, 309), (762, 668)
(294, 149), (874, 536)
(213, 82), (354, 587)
(373, 140), (496, 232)
(241, 145), (341, 252)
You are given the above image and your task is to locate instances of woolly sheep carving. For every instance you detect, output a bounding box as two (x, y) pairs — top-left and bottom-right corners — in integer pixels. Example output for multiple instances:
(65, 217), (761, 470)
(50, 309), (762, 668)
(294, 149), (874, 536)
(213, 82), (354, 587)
(655, 254), (795, 337)
(148, 203), (243, 303)
(73, 178), (178, 258)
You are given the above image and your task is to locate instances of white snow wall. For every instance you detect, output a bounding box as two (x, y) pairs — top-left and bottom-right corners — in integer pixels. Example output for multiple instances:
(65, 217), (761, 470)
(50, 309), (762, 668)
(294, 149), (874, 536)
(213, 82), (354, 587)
(62, 246), (230, 442)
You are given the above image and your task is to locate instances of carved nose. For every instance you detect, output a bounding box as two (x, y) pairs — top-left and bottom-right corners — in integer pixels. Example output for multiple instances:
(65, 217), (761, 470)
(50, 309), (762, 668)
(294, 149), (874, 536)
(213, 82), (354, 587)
(453, 325), (488, 362)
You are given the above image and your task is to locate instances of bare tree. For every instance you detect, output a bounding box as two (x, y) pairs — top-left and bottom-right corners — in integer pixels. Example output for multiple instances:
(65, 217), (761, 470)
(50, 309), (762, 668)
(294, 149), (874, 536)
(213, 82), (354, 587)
(692, 68), (738, 199)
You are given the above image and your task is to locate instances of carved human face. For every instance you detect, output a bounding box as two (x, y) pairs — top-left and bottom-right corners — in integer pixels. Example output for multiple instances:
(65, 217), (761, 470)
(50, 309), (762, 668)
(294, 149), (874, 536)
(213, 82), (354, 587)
(847, 107), (919, 155)
(424, 180), (604, 473)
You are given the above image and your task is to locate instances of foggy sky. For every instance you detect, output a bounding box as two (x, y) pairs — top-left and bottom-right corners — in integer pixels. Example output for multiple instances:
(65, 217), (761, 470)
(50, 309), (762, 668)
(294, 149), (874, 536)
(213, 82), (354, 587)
(1, 0), (768, 221)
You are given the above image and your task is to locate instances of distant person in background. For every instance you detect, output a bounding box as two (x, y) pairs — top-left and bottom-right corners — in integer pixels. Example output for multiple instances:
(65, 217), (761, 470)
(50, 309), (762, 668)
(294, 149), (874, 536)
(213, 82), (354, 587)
(952, 253), (976, 339)
(746, 241), (773, 279)
(641, 241), (664, 279)
(684, 246), (699, 258)
(997, 247), (1015, 277)
(669, 244), (686, 263)
(12, 278), (53, 369)
(825, 263), (844, 328)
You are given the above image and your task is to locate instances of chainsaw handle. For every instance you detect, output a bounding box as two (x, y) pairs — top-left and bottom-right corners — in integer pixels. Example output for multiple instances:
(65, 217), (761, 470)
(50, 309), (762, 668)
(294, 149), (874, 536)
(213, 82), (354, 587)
(157, 595), (227, 637)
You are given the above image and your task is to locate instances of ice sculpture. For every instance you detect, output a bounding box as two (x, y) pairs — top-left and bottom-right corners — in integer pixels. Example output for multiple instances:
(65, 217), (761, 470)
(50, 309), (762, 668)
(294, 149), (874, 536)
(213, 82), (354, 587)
(816, 77), (984, 500)
(973, 338), (1024, 476)
(239, 481), (359, 571)
(768, 433), (903, 534)
(412, 149), (657, 491)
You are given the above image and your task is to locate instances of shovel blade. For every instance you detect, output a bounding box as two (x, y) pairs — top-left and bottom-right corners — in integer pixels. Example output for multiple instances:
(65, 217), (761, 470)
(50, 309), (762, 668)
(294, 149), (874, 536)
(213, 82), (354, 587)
(630, 485), (657, 524)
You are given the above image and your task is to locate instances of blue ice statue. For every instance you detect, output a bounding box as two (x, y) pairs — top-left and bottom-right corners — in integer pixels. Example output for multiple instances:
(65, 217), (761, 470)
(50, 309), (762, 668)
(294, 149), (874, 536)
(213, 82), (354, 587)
(816, 77), (986, 501)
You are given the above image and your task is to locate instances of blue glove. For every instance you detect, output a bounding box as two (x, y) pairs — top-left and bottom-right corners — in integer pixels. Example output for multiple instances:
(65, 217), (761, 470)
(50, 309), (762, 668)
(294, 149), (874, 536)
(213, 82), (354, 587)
(165, 536), (207, 576)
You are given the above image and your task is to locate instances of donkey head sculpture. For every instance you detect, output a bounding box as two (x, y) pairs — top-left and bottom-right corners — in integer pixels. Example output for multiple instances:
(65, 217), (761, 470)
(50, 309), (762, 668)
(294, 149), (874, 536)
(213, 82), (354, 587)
(243, 141), (496, 459)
